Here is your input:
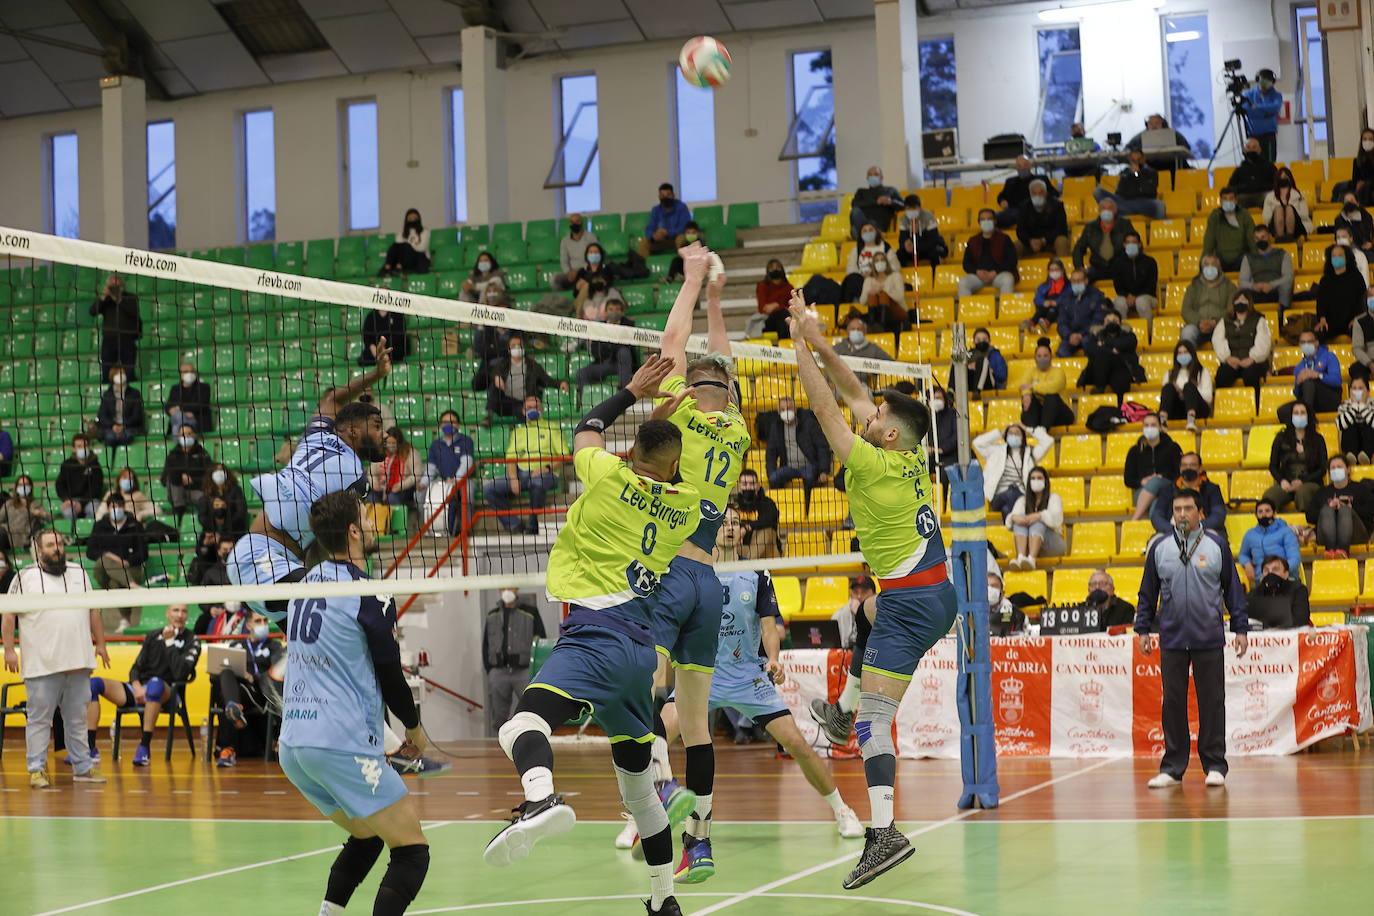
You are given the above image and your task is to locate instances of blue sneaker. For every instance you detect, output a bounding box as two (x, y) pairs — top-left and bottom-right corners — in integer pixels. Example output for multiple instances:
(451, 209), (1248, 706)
(674, 834), (715, 884)
(388, 752), (452, 778)
(132, 744), (150, 767)
(657, 779), (697, 832)
(60, 746), (99, 766)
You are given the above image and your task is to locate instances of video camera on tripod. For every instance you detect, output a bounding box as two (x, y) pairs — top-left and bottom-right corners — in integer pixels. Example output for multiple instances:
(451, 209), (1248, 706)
(1223, 59), (1250, 100)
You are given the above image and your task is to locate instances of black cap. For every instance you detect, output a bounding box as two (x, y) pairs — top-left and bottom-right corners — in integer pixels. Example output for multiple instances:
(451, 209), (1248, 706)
(850, 575), (877, 592)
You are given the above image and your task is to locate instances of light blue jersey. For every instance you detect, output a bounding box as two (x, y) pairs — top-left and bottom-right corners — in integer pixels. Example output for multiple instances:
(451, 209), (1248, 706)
(250, 417), (366, 549)
(226, 533), (303, 620)
(713, 570), (779, 689)
(279, 560), (396, 757)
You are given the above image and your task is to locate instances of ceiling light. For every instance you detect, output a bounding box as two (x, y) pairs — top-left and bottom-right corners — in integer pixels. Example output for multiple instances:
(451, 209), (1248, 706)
(1166, 30), (1202, 42)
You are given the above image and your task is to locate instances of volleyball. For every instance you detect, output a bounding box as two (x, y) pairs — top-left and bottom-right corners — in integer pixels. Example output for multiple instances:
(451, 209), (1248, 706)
(679, 35), (732, 89)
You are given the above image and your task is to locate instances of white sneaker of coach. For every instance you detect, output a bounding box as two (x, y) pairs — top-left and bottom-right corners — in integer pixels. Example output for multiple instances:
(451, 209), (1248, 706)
(1147, 772), (1182, 789)
(1204, 770), (1226, 787)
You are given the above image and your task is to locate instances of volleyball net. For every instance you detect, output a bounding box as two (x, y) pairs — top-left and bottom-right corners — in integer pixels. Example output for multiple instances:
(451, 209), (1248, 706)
(0, 225), (943, 613)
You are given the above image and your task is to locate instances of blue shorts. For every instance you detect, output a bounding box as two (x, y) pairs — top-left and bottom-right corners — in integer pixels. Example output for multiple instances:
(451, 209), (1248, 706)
(649, 557), (724, 671)
(704, 675), (789, 724)
(226, 534), (302, 620)
(528, 616), (657, 744)
(862, 582), (959, 681)
(279, 744), (407, 820)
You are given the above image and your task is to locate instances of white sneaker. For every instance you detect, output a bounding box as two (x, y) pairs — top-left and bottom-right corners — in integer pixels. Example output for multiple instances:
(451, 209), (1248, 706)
(1010, 555), (1027, 571)
(614, 812), (638, 849)
(836, 804), (864, 839)
(1204, 770), (1226, 787)
(1024, 555), (1037, 570)
(1147, 772), (1182, 789)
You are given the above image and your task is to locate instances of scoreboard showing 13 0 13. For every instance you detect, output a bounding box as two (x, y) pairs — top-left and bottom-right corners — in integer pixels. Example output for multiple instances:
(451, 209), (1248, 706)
(1038, 605), (1101, 635)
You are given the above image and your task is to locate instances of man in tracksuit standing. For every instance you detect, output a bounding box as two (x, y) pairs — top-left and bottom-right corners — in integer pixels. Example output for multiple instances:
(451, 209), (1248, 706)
(1136, 487), (1249, 789)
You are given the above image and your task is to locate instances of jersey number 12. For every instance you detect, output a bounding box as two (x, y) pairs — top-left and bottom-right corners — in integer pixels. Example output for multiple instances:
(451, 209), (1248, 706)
(703, 447), (732, 487)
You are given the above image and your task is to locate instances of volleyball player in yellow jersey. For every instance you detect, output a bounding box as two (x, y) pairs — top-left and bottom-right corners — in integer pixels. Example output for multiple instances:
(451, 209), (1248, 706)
(644, 242), (749, 882)
(785, 294), (959, 891)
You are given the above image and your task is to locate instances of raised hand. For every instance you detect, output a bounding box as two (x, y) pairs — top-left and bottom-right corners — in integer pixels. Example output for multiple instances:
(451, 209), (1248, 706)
(651, 387), (697, 421)
(627, 353), (677, 400)
(374, 336), (393, 378)
(680, 242), (711, 283)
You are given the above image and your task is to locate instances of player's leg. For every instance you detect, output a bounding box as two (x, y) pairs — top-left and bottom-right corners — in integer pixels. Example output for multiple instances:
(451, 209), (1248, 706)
(384, 720), (452, 778)
(761, 711), (862, 838)
(613, 738), (682, 915)
(134, 678), (166, 766)
(358, 795), (431, 916)
(320, 813), (387, 915)
(811, 596), (874, 744)
(85, 678), (126, 758)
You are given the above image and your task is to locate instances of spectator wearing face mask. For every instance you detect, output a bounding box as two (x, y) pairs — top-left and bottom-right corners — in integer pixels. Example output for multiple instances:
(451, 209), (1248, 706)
(1264, 402), (1327, 513)
(897, 194), (948, 267)
(379, 208), (431, 276)
(86, 493), (148, 633)
(460, 251), (506, 302)
(1148, 451), (1228, 537)
(1239, 500), (1302, 583)
(0, 423), (10, 479)
(163, 362), (214, 436)
(926, 385), (958, 470)
(483, 334), (568, 421)
(424, 411), (474, 536)
(188, 530), (231, 590)
(1290, 330), (1343, 418)
(573, 243), (619, 319)
(554, 213), (599, 291)
(1028, 260), (1068, 334)
(0, 475), (49, 552)
(576, 295), (638, 389)
(756, 259), (795, 338)
(764, 397), (832, 493)
(359, 309), (409, 366)
(1015, 179), (1071, 258)
(950, 327), (1007, 393)
(1160, 341), (1213, 432)
(844, 222), (896, 303)
(1181, 255), (1237, 347)
(639, 181), (693, 256)
(1006, 466), (1063, 571)
(1055, 268), (1109, 357)
(1344, 128), (1374, 206)
(1017, 341), (1075, 429)
(732, 470), (782, 559)
(96, 365), (145, 448)
(197, 463), (248, 539)
(89, 273), (140, 384)
(1307, 455), (1374, 557)
(665, 222), (707, 281)
(1264, 167), (1313, 242)
(214, 609), (285, 768)
(1328, 231), (1371, 286)
(56, 435), (103, 521)
(1246, 556), (1310, 629)
(1108, 232), (1159, 321)
(973, 422), (1054, 518)
(986, 573), (1025, 636)
(1316, 246), (1366, 342)
(850, 166), (904, 238)
(1337, 376), (1374, 462)
(1085, 569), (1136, 629)
(1202, 188), (1258, 271)
(483, 588), (547, 736)
(160, 425), (212, 524)
(1229, 138), (1277, 210)
(996, 156), (1056, 228)
(1125, 412), (1181, 521)
(832, 310), (893, 363)
(483, 395), (566, 535)
(959, 209), (1018, 297)
(859, 251), (909, 332)
(1071, 198), (1136, 283)
(1093, 149), (1166, 220)
(1212, 291), (1272, 393)
(95, 468), (155, 523)
(1079, 311), (1140, 399)
(369, 426), (423, 517)
(1241, 69), (1283, 161)
(1239, 227), (1293, 311)
(1336, 193), (1374, 250)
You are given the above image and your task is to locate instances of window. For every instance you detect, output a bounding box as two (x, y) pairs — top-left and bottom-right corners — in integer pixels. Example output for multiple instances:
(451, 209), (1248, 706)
(48, 133), (79, 239)
(919, 38), (958, 132)
(789, 49), (835, 222)
(147, 120), (176, 249)
(1037, 27), (1082, 145)
(555, 74), (600, 213)
(1293, 5), (1328, 157)
(1163, 15), (1215, 159)
(343, 100), (379, 231)
(673, 69), (717, 203)
(243, 110), (276, 242)
(449, 88), (468, 224)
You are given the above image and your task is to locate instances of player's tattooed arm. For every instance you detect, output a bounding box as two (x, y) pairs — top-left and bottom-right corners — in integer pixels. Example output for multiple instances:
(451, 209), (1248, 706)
(660, 242), (711, 376)
(787, 299), (858, 462)
(318, 336), (393, 419)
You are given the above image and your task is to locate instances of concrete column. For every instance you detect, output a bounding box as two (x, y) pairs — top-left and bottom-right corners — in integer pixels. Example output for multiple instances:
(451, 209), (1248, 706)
(873, 0), (923, 189)
(100, 75), (146, 247)
(462, 26), (508, 225)
(1325, 28), (1366, 157)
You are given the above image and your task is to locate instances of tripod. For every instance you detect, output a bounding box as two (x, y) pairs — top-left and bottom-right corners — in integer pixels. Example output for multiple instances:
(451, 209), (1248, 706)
(1206, 97), (1251, 173)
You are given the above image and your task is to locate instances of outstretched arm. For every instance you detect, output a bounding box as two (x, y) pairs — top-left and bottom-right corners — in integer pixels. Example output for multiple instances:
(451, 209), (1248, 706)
(788, 289), (877, 419)
(572, 353), (676, 454)
(787, 304), (858, 463)
(705, 266), (730, 357)
(660, 243), (710, 376)
(318, 338), (392, 419)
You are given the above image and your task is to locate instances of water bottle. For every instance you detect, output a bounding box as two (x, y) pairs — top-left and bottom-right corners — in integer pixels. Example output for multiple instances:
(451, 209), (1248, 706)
(200, 718), (209, 748)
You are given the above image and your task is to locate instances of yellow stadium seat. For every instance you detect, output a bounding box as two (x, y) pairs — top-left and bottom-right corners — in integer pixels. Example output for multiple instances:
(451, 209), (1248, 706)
(1310, 611), (1345, 626)
(830, 529), (859, 555)
(1286, 160), (1325, 190)
(1162, 190), (1198, 215)
(1002, 569), (1049, 602)
(959, 294), (997, 324)
(773, 575), (803, 618)
(802, 575), (851, 616)
(800, 242), (838, 272)
(784, 531), (828, 558)
(1228, 469), (1272, 503)
(1164, 280), (1189, 312)
(1270, 345), (1303, 373)
(998, 293), (1035, 325)
(1225, 513), (1254, 552)
(818, 213), (848, 241)
(919, 296), (953, 326)
(1117, 520), (1158, 559)
(1133, 390), (1162, 412)
(1057, 435), (1103, 472)
(1211, 388), (1257, 424)
(948, 185), (986, 211)
(1060, 197), (1087, 221)
(1172, 170), (1209, 193)
(1105, 432), (1137, 468)
(1211, 166), (1235, 189)
(896, 330), (936, 363)
(1056, 476), (1087, 515)
(932, 264), (964, 295)
(984, 398), (1023, 432)
(1199, 189), (1221, 212)
(1242, 424), (1282, 468)
(1149, 316), (1182, 350)
(1062, 175), (1098, 198)
(1050, 567), (1095, 605)
(1155, 254), (1178, 283)
(1257, 386), (1292, 418)
(1298, 244), (1328, 274)
(1200, 428), (1244, 469)
(1359, 563), (1374, 601)
(932, 208), (968, 234)
(1086, 476), (1132, 515)
(1308, 559), (1359, 606)
(1318, 422), (1339, 458)
(1070, 520), (1117, 562)
(987, 524), (1014, 559)
(1107, 565), (1146, 607)
(1139, 353), (1174, 381)
(1176, 248), (1201, 278)
(1149, 219), (1188, 247)
(807, 490), (850, 525)
(775, 490), (807, 526)
(1076, 394), (1117, 419)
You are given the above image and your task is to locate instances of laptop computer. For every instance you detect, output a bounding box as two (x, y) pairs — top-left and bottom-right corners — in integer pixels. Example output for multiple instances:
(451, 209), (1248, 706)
(1139, 128), (1178, 152)
(788, 619), (843, 650)
(206, 643), (249, 679)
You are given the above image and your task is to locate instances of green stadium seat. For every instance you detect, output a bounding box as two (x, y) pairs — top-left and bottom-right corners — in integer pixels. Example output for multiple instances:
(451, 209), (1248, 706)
(504, 264), (540, 292)
(528, 237), (559, 262)
(693, 205), (725, 228)
(217, 247), (246, 266)
(727, 202), (759, 229)
(436, 273), (463, 298)
(599, 232), (630, 258)
(336, 252), (366, 279)
(623, 211), (651, 238)
(526, 219), (556, 241)
(492, 222), (524, 243)
(429, 227), (459, 249)
(460, 225), (490, 246)
(245, 244), (274, 269)
(406, 275), (437, 296)
(365, 234), (394, 255)
(645, 253), (675, 278)
(432, 246), (465, 272)
(635, 312), (670, 332)
(590, 214), (622, 235)
(705, 224), (736, 250)
(473, 426), (506, 459)
(494, 240), (527, 264)
(619, 283), (657, 314)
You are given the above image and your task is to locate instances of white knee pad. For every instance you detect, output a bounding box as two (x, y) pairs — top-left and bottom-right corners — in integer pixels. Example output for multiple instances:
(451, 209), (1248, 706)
(615, 764), (669, 839)
(856, 692), (899, 760)
(498, 711), (551, 761)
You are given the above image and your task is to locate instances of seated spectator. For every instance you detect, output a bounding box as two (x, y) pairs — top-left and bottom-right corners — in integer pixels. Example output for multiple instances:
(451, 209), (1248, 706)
(959, 209), (1018, 297)
(973, 422), (1054, 518)
(164, 361), (214, 436)
(1160, 340), (1212, 431)
(213, 608), (284, 768)
(1093, 149), (1165, 220)
(1062, 123), (1101, 178)
(1108, 232), (1158, 320)
(1239, 499), (1302, 584)
(1150, 451), (1228, 536)
(1055, 268), (1108, 357)
(1336, 192), (1373, 251)
(831, 574), (878, 650)
(1346, 128), (1374, 205)
(1307, 454), (1374, 557)
(1079, 310), (1140, 399)
(96, 468), (156, 523)
(1291, 329), (1343, 416)
(188, 531), (231, 589)
(161, 424), (212, 524)
(1316, 245), (1365, 341)
(1247, 556), (1311, 629)
(1086, 569), (1136, 629)
(756, 258), (794, 338)
(1355, 292), (1374, 385)
(90, 273), (140, 383)
(426, 410), (475, 536)
(1338, 376), (1374, 463)
(733, 469), (782, 559)
(369, 426), (422, 517)
(0, 422), (10, 477)
(460, 251), (506, 302)
(664, 223), (706, 280)
(482, 395), (567, 535)
(86, 493), (148, 633)
(1202, 187), (1258, 271)
(96, 365), (144, 448)
(197, 463), (248, 540)
(859, 250), (908, 332)
(844, 222), (896, 302)
(833, 309), (894, 387)
(1239, 226), (1293, 311)
(849, 166), (904, 238)
(56, 434), (103, 520)
(1329, 228), (1371, 286)
(986, 572), (1025, 636)
(483, 334), (567, 421)
(995, 156), (1056, 228)
(897, 194), (947, 267)
(0, 474), (48, 552)
(1264, 167), (1314, 242)
(378, 208), (430, 276)
(1264, 402), (1327, 513)
(926, 384), (958, 470)
(1126, 114), (1192, 173)
(949, 326), (1007, 394)
(764, 397), (832, 492)
(1027, 259), (1067, 334)
(553, 213), (598, 291)
(1230, 138), (1277, 209)
(87, 603), (199, 765)
(1015, 179), (1070, 257)
(1181, 255), (1237, 346)
(1072, 197), (1136, 283)
(1018, 340), (1074, 429)
(1125, 412), (1181, 520)
(359, 309), (409, 366)
(1006, 466), (1063, 570)
(576, 296), (637, 388)
(1212, 290), (1272, 391)
(638, 182), (692, 256)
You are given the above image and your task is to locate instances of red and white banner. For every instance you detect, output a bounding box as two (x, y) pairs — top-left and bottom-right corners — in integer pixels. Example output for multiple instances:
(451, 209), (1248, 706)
(780, 627), (1371, 758)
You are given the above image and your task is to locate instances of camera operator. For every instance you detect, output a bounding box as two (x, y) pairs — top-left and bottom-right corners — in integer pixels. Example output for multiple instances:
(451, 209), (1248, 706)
(1242, 68), (1283, 162)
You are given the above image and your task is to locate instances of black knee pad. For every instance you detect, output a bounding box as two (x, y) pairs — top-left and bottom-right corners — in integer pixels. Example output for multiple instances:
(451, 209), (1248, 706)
(326, 835), (385, 906)
(379, 843), (430, 905)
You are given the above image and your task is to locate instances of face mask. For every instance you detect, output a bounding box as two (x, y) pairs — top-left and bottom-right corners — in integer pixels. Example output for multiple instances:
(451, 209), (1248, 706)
(1331, 467), (1348, 483)
(477, 260), (492, 273)
(1368, 298), (1374, 313)
(1029, 478), (1046, 493)
(509, 347), (525, 359)
(930, 398), (945, 412)
(569, 221), (583, 234)
(1257, 515), (1274, 527)
(736, 489), (759, 506)
(75, 448), (89, 460)
(500, 589), (517, 605)
(1005, 434), (1023, 449)
(1364, 140), (1374, 152)
(1070, 283), (1086, 296)
(1256, 240), (1270, 251)
(778, 410), (796, 424)
(1278, 180), (1292, 189)
(768, 269), (785, 280)
(112, 374), (126, 386)
(1181, 468), (1200, 482)
(1260, 79), (1274, 90)
(987, 586), (1002, 605)
(16, 485), (31, 498)
(1245, 151), (1262, 162)
(110, 507), (126, 523)
(1221, 200), (1236, 213)
(1333, 256), (1348, 270)
(874, 261), (888, 273)
(1088, 588), (1109, 605)
(1048, 270), (1063, 281)
(867, 175), (881, 187)
(181, 371), (196, 386)
(586, 252), (602, 265)
(1030, 195), (1046, 208)
(1035, 358), (1051, 371)
(1124, 244), (1140, 257)
(660, 195), (675, 205)
(1300, 342), (1316, 358)
(905, 209), (919, 220)
(684, 232), (699, 242)
(251, 624), (270, 640)
(848, 329), (865, 344)
(1142, 425), (1160, 442)
(1104, 322), (1120, 334)
(1354, 389), (1370, 405)
(861, 231), (876, 244)
(441, 423), (456, 437)
(974, 340), (990, 352)
(179, 436), (196, 448)
(1176, 352), (1192, 367)
(1293, 414), (1309, 429)
(212, 470), (227, 486)
(1099, 209), (1115, 223)
(1234, 301), (1249, 314)
(979, 219), (995, 234)
(1261, 572), (1284, 592)
(1202, 266), (1220, 281)
(119, 478), (134, 493)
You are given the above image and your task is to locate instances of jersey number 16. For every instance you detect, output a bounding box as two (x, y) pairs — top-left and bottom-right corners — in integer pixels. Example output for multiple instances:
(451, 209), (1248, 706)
(290, 597), (325, 644)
